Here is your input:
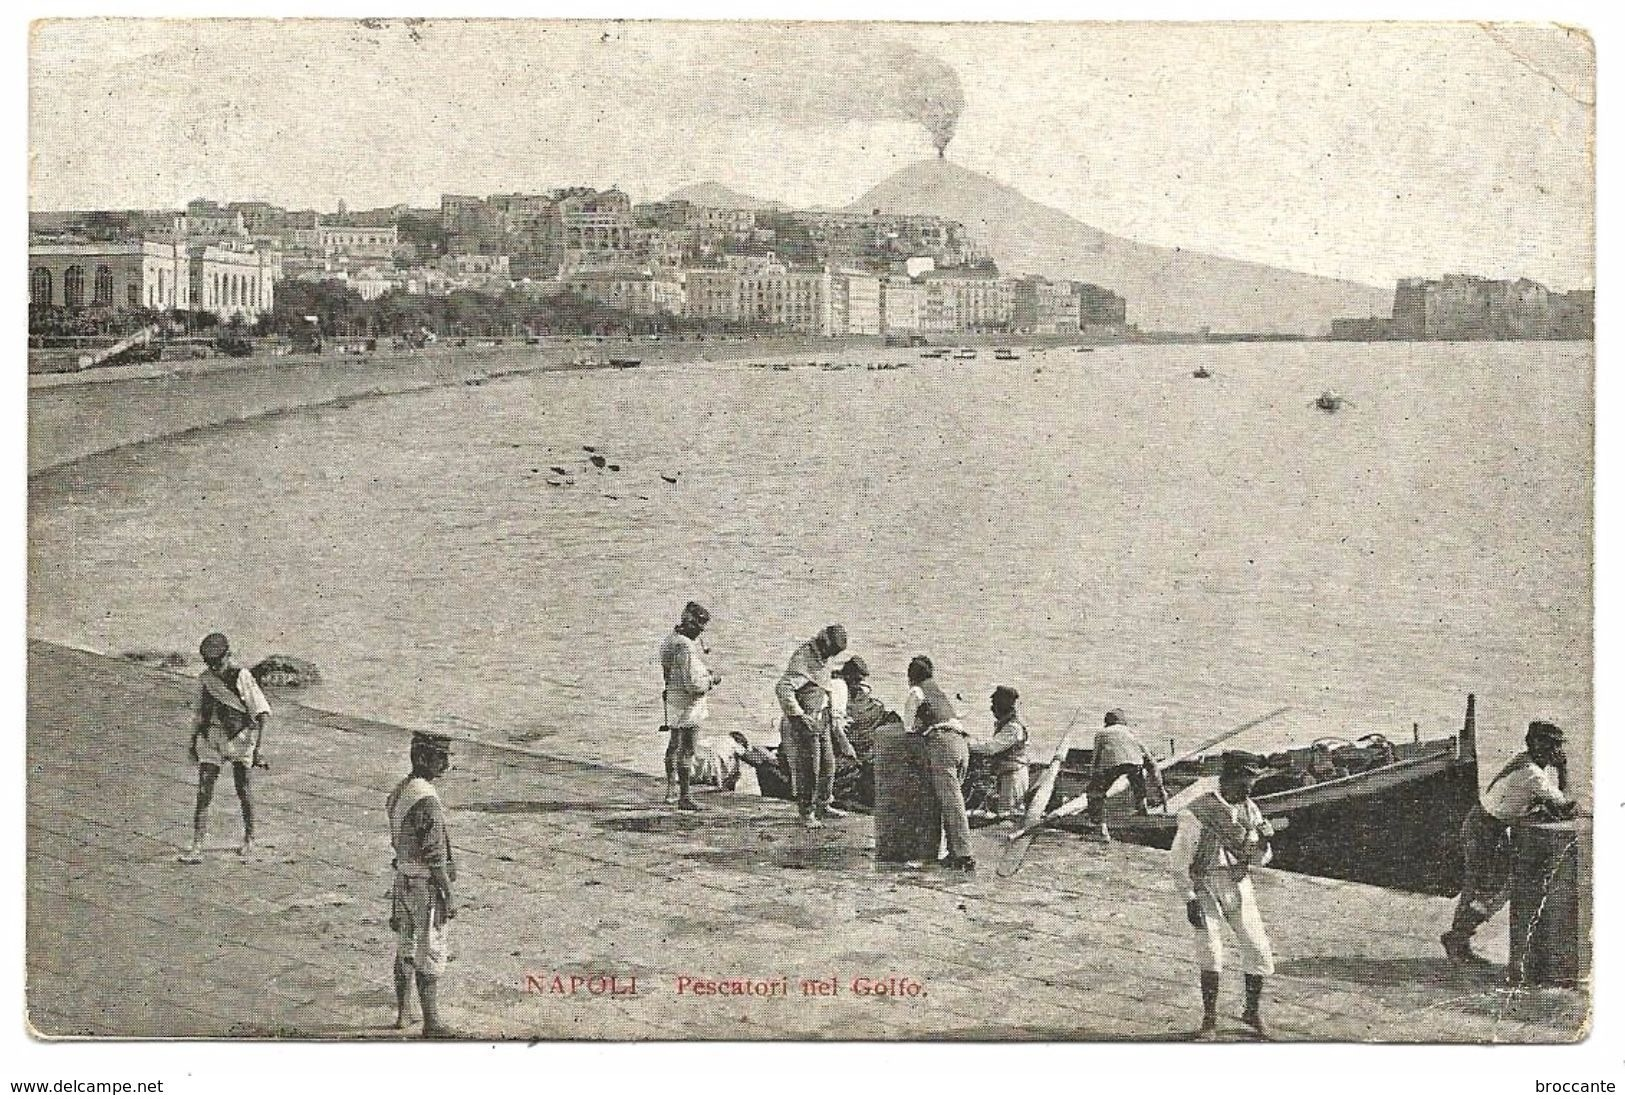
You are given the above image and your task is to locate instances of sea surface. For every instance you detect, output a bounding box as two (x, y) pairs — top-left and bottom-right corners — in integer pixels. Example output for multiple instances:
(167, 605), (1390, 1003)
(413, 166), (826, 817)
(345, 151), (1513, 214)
(28, 341), (1593, 794)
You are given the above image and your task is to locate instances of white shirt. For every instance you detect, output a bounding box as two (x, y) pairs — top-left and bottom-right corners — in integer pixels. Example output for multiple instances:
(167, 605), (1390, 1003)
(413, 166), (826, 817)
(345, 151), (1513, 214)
(827, 678), (849, 734)
(1481, 758), (1566, 821)
(659, 631), (714, 728)
(902, 685), (924, 732)
(1169, 795), (1272, 900)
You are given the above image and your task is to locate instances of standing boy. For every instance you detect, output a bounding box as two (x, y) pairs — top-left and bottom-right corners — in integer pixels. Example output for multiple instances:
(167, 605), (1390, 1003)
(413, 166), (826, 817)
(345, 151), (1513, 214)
(181, 632), (270, 862)
(387, 732), (457, 1038)
(1170, 752), (1276, 1039)
(659, 601), (723, 811)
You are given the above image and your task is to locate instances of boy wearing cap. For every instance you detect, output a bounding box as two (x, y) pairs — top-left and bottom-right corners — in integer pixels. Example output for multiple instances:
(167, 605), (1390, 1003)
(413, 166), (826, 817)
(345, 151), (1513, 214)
(660, 601), (723, 812)
(388, 732), (457, 1037)
(1442, 720), (1576, 965)
(970, 686), (1030, 818)
(180, 632), (271, 863)
(1170, 752), (1276, 1039)
(774, 625), (853, 828)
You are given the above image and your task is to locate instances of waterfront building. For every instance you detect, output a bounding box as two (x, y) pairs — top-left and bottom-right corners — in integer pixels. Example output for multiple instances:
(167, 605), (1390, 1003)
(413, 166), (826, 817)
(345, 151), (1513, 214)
(188, 241), (277, 323)
(737, 261), (833, 335)
(924, 269), (1012, 333)
(29, 239), (190, 311)
(562, 268), (684, 317)
(1011, 275), (1080, 335)
(880, 276), (924, 334)
(831, 269), (882, 336)
(683, 268), (741, 323)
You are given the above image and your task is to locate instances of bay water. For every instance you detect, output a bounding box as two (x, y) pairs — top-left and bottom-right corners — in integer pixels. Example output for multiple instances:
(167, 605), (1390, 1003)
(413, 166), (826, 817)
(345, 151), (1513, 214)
(28, 341), (1592, 794)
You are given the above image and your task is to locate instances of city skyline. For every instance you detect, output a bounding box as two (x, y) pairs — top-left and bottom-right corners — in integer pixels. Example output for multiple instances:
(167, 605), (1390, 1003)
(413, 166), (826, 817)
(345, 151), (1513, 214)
(30, 20), (1594, 291)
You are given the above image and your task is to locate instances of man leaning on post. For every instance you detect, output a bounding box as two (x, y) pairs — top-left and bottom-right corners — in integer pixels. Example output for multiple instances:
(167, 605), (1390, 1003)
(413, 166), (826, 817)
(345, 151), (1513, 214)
(1442, 719), (1576, 966)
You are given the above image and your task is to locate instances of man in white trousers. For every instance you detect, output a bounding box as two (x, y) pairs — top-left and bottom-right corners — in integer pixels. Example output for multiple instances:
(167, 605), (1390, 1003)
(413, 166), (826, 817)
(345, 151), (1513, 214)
(1169, 752), (1276, 1040)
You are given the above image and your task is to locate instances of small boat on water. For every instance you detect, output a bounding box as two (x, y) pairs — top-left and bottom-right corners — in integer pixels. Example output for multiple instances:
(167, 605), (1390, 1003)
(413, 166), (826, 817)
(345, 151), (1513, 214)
(954, 348), (978, 360)
(1193, 365), (1213, 379)
(1315, 390), (1345, 412)
(921, 349), (947, 359)
(771, 364), (792, 372)
(609, 357), (642, 368)
(1076, 346), (1095, 353)
(994, 348), (1020, 361)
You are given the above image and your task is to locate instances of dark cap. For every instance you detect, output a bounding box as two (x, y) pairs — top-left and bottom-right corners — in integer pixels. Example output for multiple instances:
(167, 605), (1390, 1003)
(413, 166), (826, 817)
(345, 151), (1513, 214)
(991, 685), (1020, 712)
(199, 632), (230, 659)
(1104, 708), (1127, 726)
(412, 731), (453, 753)
(1526, 720), (1566, 745)
(1220, 751), (1269, 781)
(681, 601), (711, 625)
(835, 656), (870, 682)
(816, 624), (848, 655)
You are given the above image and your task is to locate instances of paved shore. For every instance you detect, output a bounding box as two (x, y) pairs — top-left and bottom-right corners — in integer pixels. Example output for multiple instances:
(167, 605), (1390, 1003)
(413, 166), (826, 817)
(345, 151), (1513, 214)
(26, 640), (1584, 1041)
(26, 336), (879, 476)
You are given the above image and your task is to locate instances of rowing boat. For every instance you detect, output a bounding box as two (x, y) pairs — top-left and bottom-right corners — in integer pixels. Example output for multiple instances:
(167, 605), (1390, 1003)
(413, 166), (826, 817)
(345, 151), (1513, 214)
(1037, 697), (1482, 895)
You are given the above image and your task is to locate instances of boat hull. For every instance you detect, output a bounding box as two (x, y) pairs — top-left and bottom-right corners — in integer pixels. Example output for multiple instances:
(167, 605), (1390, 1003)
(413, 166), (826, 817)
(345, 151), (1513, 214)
(1048, 749), (1477, 896)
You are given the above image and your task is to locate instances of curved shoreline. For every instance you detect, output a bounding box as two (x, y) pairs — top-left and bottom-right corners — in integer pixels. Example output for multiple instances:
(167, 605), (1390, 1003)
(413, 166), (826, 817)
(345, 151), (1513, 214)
(26, 334), (881, 477)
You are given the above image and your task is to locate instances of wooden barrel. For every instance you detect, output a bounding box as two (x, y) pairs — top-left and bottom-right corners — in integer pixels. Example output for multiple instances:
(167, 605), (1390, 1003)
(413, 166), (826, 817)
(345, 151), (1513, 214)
(874, 721), (939, 863)
(1509, 819), (1591, 986)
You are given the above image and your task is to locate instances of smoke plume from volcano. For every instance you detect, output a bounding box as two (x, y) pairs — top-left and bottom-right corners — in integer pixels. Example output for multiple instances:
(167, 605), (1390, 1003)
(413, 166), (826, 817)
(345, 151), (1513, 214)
(659, 25), (964, 157)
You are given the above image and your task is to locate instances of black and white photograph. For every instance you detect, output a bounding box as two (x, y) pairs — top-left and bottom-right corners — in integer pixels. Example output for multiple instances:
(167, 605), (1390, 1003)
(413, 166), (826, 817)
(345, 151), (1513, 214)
(10, 8), (1611, 1085)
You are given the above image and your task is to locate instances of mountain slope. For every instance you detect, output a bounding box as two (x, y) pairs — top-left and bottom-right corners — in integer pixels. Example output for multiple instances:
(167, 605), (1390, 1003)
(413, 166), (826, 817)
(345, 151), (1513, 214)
(849, 159), (1392, 334)
(666, 181), (782, 210)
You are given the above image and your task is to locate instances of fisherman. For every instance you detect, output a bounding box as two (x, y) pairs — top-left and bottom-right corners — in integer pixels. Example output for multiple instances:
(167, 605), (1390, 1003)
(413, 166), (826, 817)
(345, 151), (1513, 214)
(827, 656), (900, 805)
(387, 732), (457, 1038)
(659, 601), (723, 812)
(180, 632), (271, 863)
(969, 685), (1030, 818)
(1442, 720), (1576, 966)
(774, 625), (853, 828)
(1085, 708), (1155, 834)
(904, 655), (975, 871)
(1170, 752), (1276, 1040)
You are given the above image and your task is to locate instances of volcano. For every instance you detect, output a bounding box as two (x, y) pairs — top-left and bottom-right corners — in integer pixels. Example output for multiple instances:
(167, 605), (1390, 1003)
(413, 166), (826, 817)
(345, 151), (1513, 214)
(848, 159), (1392, 335)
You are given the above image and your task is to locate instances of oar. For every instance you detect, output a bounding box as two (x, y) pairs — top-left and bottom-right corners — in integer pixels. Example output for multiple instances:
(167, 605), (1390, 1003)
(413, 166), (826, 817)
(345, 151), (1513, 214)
(1006, 705), (1292, 842)
(995, 708), (1085, 878)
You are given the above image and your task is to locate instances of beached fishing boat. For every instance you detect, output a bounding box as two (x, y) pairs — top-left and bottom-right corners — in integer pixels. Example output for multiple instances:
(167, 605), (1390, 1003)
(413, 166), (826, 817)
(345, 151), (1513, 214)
(739, 696), (1481, 896)
(994, 348), (1020, 361)
(954, 348), (978, 360)
(1041, 699), (1482, 896)
(609, 357), (642, 368)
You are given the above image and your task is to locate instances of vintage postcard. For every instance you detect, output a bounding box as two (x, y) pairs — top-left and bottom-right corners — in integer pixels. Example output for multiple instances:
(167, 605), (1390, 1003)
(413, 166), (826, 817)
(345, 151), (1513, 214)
(24, 18), (1595, 1047)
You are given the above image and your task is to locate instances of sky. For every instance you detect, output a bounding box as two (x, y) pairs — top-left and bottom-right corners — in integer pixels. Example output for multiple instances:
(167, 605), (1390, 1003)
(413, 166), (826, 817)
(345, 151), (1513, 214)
(29, 19), (1594, 290)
